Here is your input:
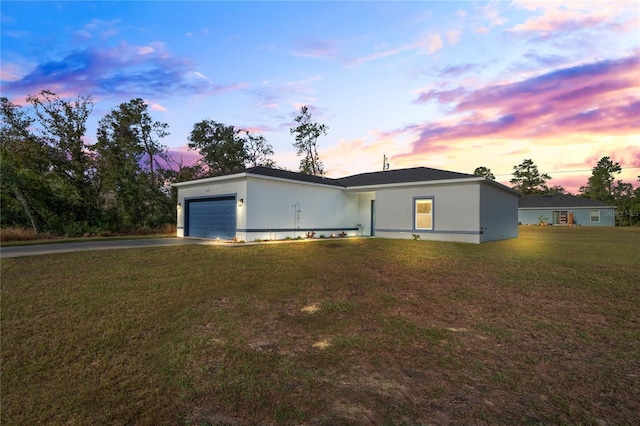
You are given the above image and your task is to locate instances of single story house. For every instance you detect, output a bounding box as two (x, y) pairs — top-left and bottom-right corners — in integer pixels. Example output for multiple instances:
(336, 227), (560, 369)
(173, 166), (520, 244)
(518, 193), (616, 226)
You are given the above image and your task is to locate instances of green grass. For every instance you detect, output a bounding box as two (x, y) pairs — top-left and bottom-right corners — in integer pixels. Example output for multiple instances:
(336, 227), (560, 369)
(0, 233), (174, 247)
(2, 226), (639, 424)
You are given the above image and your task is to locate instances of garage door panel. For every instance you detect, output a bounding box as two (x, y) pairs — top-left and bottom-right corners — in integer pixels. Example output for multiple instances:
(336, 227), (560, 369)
(187, 197), (236, 239)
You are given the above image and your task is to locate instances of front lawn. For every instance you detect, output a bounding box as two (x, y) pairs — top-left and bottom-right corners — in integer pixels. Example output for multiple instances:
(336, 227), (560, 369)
(2, 226), (639, 424)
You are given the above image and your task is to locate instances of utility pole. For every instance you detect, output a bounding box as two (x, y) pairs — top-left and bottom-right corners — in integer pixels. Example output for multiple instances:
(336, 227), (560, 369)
(383, 154), (390, 171)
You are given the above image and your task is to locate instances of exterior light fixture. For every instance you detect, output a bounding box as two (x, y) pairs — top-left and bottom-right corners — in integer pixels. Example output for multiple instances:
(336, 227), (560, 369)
(238, 198), (244, 207)
(177, 202), (182, 209)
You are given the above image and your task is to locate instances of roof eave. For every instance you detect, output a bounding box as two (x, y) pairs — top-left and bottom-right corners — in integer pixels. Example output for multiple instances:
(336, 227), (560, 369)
(172, 171), (345, 189)
(482, 178), (522, 196)
(345, 176), (490, 192)
(245, 172), (345, 189)
(171, 171), (248, 187)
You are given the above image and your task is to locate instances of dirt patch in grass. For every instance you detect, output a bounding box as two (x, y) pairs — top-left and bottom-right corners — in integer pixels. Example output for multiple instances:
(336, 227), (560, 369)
(301, 303), (321, 314)
(2, 227), (640, 424)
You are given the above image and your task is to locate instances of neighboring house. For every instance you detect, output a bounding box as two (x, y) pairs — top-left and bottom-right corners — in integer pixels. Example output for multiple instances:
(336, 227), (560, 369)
(173, 166), (520, 244)
(518, 194), (616, 226)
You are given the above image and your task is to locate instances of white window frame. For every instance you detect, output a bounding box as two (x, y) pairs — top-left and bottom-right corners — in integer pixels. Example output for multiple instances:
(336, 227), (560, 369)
(414, 197), (434, 231)
(590, 209), (600, 223)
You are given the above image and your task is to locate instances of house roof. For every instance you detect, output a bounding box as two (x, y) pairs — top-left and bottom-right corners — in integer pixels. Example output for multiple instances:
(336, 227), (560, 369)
(245, 165), (478, 187)
(244, 166), (344, 187)
(335, 167), (476, 187)
(174, 165), (515, 193)
(518, 193), (615, 208)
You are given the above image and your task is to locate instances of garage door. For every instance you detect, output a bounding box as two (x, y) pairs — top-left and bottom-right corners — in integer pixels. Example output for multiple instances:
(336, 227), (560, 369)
(186, 196), (236, 239)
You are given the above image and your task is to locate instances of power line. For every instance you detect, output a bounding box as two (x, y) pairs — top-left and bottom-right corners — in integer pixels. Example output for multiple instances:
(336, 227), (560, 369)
(493, 166), (640, 177)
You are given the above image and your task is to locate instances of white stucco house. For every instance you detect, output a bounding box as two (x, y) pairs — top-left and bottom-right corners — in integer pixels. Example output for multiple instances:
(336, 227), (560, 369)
(173, 166), (520, 244)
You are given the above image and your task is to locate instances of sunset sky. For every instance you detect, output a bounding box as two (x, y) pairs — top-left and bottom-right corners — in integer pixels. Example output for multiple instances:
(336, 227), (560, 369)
(2, 1), (639, 192)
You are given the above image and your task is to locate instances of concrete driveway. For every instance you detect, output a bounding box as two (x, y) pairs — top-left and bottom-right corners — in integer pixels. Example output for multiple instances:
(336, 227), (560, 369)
(0, 238), (203, 258)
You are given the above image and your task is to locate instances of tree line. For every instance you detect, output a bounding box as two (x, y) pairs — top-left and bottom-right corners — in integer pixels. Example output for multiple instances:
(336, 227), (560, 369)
(1, 91), (325, 236)
(2, 89), (638, 236)
(474, 158), (640, 225)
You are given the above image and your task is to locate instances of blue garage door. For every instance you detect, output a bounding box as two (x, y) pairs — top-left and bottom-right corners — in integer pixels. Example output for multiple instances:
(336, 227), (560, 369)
(186, 197), (236, 239)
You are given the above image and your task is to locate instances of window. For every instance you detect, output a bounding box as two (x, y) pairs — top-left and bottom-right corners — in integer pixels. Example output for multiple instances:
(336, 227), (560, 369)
(415, 198), (433, 230)
(590, 209), (600, 223)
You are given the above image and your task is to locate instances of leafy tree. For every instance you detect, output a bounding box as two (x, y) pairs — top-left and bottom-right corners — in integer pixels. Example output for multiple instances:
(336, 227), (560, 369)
(128, 99), (170, 184)
(1, 92), (98, 234)
(240, 130), (276, 168)
(473, 166), (495, 180)
(631, 177), (640, 226)
(188, 120), (246, 174)
(610, 179), (637, 226)
(290, 105), (327, 176)
(510, 159), (552, 195)
(187, 121), (276, 174)
(27, 91), (93, 180)
(0, 98), (47, 234)
(579, 156), (621, 203)
(95, 99), (171, 230)
(27, 90), (99, 233)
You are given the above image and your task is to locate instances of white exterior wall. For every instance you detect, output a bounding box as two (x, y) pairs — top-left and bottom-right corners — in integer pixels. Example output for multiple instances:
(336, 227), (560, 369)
(175, 172), (518, 243)
(479, 182), (519, 242)
(242, 177), (361, 241)
(175, 177), (247, 238)
(374, 182), (483, 243)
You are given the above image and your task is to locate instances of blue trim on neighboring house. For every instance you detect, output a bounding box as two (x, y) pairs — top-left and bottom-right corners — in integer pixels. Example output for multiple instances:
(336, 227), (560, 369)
(518, 207), (616, 226)
(376, 229), (482, 235)
(238, 227), (358, 232)
(413, 196), (435, 232)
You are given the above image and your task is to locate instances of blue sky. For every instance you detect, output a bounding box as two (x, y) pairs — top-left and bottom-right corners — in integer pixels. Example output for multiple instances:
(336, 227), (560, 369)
(2, 1), (639, 191)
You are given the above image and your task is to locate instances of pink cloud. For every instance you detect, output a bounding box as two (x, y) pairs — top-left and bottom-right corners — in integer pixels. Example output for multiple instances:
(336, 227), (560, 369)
(0, 62), (25, 82)
(291, 39), (342, 60)
(165, 146), (202, 169)
(414, 87), (468, 104)
(611, 145), (640, 168)
(395, 54), (640, 172)
(252, 76), (321, 109)
(150, 103), (167, 112)
(238, 125), (273, 134)
(507, 1), (640, 45)
(347, 33), (444, 66)
(416, 33), (443, 54)
(547, 146), (640, 193)
(347, 47), (405, 66)
(446, 29), (462, 45)
(73, 18), (121, 41)
(412, 54), (639, 139)
(509, 2), (637, 38)
(543, 175), (585, 195)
